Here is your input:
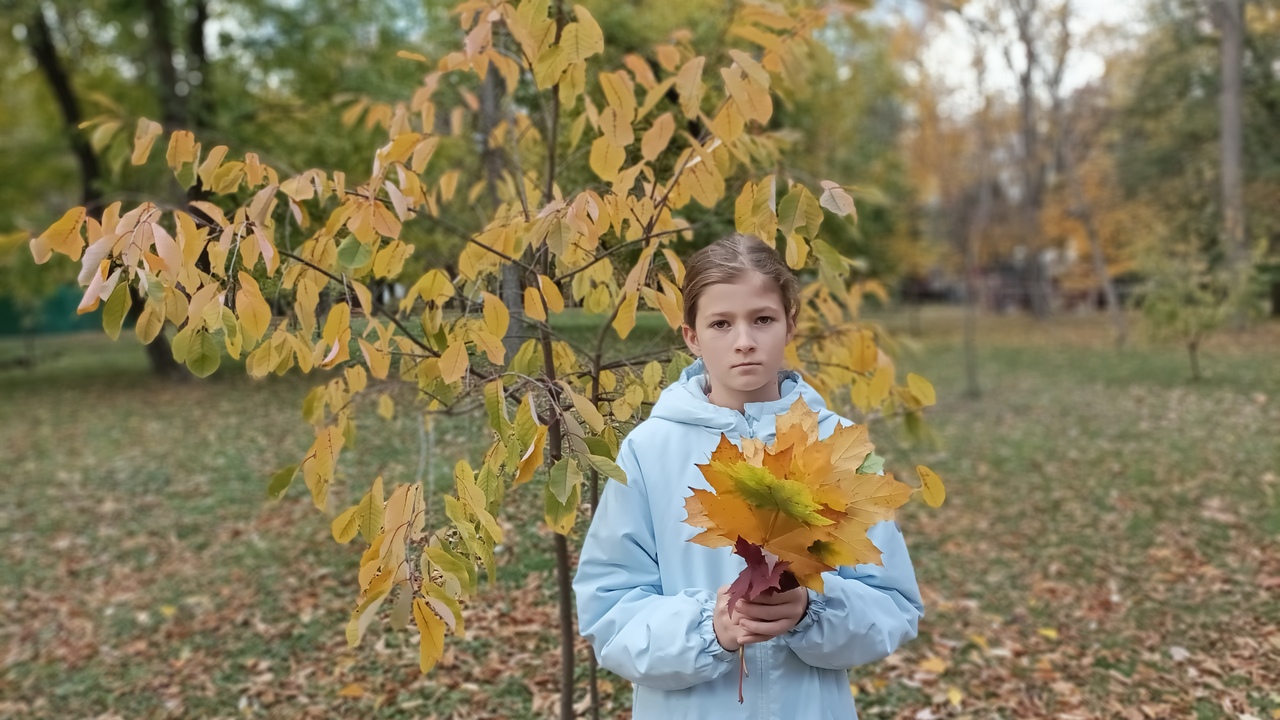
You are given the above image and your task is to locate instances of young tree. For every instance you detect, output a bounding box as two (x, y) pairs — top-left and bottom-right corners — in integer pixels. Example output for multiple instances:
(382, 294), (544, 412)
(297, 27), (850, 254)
(28, 0), (940, 715)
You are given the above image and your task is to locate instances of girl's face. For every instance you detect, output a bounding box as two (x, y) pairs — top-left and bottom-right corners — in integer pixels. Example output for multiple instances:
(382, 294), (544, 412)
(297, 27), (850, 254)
(682, 271), (795, 410)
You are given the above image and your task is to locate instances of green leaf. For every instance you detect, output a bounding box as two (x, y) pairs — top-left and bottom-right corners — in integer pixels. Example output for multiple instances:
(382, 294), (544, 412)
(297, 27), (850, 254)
(723, 462), (831, 526)
(176, 160), (198, 190)
(665, 351), (695, 384)
(170, 325), (193, 363)
(185, 330), (221, 378)
(483, 379), (509, 435)
(579, 453), (627, 485)
(583, 435), (615, 462)
(857, 452), (884, 475)
(102, 282), (132, 341)
(548, 458), (583, 504)
(337, 236), (374, 269)
(267, 464), (300, 499)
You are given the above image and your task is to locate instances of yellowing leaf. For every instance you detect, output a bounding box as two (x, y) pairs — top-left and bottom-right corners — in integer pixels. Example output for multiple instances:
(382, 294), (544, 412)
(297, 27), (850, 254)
(721, 65), (772, 124)
(345, 586), (390, 647)
(1038, 627), (1059, 640)
(818, 180), (857, 220)
(438, 340), (469, 385)
(641, 112), (676, 163)
(36, 207), (87, 261)
(919, 656), (949, 674)
(515, 423), (547, 486)
(481, 291), (509, 338)
(907, 373), (936, 407)
(412, 597), (447, 673)
(947, 687), (963, 707)
(331, 505), (362, 543)
(235, 273), (272, 345)
(357, 476), (386, 543)
(377, 393), (395, 420)
(612, 292), (638, 339)
(523, 286), (547, 322)
(337, 683), (365, 698)
(304, 426), (345, 512)
(563, 384), (604, 433)
(599, 106), (634, 147)
(675, 56), (705, 118)
(589, 137), (625, 182)
(131, 118), (164, 166)
(538, 275), (564, 313)
(916, 465), (946, 508)
(135, 301), (165, 344)
(166, 130), (198, 171)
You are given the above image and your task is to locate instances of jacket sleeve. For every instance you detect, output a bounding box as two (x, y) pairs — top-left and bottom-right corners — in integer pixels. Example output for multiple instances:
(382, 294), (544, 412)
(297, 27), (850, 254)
(573, 439), (738, 691)
(782, 519), (924, 670)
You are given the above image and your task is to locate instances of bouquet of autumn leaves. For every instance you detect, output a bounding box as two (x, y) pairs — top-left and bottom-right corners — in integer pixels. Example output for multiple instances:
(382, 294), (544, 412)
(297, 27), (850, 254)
(684, 398), (944, 699)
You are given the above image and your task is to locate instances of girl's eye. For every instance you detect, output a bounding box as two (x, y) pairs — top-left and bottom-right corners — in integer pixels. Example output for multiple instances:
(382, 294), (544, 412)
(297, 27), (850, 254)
(710, 320), (729, 330)
(756, 316), (774, 325)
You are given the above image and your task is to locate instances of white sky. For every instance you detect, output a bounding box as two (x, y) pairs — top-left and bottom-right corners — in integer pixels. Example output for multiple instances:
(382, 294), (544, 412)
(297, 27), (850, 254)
(915, 0), (1146, 117)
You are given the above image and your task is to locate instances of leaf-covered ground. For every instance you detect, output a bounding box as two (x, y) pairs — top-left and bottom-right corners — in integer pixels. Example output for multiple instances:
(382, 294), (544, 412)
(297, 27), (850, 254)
(1, 309), (1276, 719)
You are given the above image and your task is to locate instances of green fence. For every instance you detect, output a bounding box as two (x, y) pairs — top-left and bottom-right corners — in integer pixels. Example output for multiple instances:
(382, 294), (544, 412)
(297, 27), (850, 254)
(0, 285), (108, 337)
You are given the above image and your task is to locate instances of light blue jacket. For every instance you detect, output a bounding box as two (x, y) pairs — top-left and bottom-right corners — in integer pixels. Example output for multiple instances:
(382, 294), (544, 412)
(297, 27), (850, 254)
(573, 361), (924, 720)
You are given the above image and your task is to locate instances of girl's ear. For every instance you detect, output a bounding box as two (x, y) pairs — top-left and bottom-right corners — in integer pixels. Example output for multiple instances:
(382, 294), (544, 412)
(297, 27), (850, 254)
(785, 314), (797, 345)
(682, 323), (701, 357)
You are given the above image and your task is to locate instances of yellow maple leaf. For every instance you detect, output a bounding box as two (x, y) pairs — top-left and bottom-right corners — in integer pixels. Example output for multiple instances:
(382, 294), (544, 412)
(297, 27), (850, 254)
(683, 399), (914, 594)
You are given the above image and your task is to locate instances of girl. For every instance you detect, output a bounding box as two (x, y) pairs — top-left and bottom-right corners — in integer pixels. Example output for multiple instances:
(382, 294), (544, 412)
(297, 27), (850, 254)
(573, 234), (924, 719)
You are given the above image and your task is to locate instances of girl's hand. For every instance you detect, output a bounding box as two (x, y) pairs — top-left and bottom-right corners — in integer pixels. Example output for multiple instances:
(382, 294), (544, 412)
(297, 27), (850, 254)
(734, 586), (810, 644)
(713, 585), (746, 652)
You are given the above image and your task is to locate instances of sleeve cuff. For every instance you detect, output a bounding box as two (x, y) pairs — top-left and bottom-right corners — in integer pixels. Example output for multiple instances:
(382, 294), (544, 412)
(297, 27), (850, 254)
(698, 594), (738, 662)
(787, 588), (825, 636)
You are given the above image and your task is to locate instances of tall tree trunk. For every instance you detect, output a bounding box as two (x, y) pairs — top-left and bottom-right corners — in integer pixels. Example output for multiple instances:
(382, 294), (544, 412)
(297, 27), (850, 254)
(478, 63), (527, 360)
(27, 7), (182, 376)
(1217, 0), (1248, 321)
(188, 0), (213, 130)
(142, 0), (185, 128)
(27, 10), (100, 214)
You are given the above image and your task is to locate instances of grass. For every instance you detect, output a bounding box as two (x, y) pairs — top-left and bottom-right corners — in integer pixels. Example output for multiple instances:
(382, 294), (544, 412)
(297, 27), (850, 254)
(0, 307), (1277, 719)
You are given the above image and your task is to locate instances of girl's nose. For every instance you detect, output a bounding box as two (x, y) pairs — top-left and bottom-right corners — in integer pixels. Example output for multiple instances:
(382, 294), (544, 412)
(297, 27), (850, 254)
(734, 327), (756, 351)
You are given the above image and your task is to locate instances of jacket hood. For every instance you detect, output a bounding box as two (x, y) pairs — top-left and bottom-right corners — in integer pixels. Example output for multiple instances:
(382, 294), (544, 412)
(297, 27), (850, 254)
(648, 358), (837, 439)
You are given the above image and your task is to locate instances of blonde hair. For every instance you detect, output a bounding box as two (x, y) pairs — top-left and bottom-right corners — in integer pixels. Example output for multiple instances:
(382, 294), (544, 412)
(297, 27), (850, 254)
(681, 233), (799, 327)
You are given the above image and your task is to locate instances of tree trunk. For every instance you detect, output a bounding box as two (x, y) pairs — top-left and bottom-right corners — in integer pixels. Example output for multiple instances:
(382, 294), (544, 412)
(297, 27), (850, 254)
(1187, 337), (1202, 381)
(1217, 0), (1248, 318)
(188, 0), (213, 130)
(27, 7), (182, 376)
(142, 0), (185, 127)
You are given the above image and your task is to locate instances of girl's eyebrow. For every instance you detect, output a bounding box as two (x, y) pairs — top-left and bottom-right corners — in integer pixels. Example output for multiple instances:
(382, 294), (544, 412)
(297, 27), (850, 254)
(704, 306), (781, 319)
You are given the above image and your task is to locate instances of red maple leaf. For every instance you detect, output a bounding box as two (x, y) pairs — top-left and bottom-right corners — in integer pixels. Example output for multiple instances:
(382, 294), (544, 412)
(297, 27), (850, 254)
(726, 536), (799, 616)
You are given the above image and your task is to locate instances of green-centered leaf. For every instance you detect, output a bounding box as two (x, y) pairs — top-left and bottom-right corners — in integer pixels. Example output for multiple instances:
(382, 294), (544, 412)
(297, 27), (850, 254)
(185, 330), (221, 378)
(721, 462), (831, 526)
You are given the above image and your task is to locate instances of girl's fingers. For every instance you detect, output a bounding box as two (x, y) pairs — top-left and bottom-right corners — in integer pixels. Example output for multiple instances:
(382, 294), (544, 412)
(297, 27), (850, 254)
(752, 588), (804, 605)
(735, 601), (793, 621)
(739, 618), (791, 636)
